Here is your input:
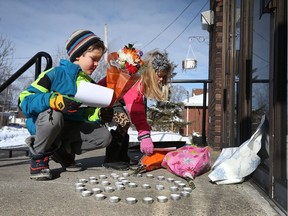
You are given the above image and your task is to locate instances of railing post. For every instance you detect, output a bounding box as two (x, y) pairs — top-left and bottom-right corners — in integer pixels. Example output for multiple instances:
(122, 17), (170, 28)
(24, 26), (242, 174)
(202, 82), (208, 145)
(35, 55), (42, 80)
(0, 52), (52, 93)
(34, 51), (52, 78)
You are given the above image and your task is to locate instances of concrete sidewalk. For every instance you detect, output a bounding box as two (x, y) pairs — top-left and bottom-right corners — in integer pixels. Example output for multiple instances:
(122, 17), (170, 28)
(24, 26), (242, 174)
(0, 148), (282, 216)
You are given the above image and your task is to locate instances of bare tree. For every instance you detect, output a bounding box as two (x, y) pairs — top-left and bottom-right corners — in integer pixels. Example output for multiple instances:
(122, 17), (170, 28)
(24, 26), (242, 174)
(0, 34), (15, 126)
(0, 34), (15, 83)
(169, 85), (189, 103)
(0, 35), (36, 108)
(52, 46), (68, 67)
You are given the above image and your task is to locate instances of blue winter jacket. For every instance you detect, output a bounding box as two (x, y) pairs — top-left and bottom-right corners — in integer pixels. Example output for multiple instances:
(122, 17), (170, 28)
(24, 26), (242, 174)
(19, 59), (101, 135)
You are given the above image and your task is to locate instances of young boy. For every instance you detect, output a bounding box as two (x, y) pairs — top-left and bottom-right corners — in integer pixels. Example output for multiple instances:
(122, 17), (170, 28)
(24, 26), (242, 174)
(18, 30), (113, 180)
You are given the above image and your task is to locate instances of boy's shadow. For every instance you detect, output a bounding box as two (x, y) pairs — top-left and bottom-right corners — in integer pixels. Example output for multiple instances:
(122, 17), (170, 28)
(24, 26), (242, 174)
(52, 150), (143, 179)
(77, 151), (143, 169)
(78, 155), (106, 168)
(52, 155), (105, 179)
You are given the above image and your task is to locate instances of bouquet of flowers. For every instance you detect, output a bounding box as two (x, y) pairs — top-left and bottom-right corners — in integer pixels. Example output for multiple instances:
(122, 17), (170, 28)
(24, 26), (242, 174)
(106, 44), (144, 106)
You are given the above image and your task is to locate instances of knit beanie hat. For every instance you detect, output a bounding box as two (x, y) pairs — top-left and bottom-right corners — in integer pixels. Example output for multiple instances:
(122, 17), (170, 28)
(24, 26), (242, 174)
(65, 30), (101, 62)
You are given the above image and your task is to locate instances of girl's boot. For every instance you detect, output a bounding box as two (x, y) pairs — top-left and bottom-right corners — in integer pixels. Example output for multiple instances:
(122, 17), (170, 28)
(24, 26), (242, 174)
(103, 130), (129, 170)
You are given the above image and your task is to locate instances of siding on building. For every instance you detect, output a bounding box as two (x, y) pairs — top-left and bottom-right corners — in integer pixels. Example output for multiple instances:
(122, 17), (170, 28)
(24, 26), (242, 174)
(182, 89), (208, 137)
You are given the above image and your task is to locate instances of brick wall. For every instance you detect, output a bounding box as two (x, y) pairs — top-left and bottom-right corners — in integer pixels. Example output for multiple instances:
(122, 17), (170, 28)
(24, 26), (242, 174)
(207, 0), (223, 150)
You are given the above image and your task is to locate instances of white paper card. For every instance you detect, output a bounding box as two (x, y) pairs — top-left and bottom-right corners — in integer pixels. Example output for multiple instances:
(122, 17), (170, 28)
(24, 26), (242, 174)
(75, 82), (114, 107)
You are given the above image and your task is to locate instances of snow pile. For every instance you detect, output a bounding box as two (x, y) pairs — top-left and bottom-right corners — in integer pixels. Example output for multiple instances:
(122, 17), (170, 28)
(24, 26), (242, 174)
(0, 126), (30, 148)
(0, 127), (191, 149)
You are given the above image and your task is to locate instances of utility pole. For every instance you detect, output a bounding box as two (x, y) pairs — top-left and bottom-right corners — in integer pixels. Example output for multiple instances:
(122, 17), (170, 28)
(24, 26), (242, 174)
(104, 24), (108, 64)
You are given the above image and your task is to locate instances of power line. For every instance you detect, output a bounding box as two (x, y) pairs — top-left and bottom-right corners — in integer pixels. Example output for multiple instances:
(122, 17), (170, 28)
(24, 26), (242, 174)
(165, 0), (209, 50)
(143, 0), (194, 49)
(6, 57), (31, 60)
(253, 29), (269, 44)
(253, 52), (269, 63)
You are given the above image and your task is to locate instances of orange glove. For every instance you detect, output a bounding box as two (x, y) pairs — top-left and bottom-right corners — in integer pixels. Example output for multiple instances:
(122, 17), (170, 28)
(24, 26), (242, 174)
(50, 92), (81, 113)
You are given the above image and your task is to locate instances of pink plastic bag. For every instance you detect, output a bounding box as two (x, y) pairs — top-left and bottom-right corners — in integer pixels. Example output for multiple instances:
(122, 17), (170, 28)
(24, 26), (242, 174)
(162, 145), (211, 180)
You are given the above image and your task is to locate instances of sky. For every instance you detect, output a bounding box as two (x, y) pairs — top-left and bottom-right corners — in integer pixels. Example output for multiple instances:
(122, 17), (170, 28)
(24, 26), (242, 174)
(0, 0), (210, 95)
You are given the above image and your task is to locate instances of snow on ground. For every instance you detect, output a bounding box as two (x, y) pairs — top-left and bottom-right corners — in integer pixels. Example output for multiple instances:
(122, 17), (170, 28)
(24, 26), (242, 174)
(0, 126), (191, 149)
(0, 126), (30, 148)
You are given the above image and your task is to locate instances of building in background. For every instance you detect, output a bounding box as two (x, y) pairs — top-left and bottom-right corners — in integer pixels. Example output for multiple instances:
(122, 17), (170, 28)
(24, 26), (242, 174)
(182, 89), (208, 137)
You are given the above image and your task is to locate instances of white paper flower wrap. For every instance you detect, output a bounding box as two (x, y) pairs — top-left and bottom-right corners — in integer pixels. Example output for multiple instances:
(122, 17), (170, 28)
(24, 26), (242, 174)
(208, 115), (268, 185)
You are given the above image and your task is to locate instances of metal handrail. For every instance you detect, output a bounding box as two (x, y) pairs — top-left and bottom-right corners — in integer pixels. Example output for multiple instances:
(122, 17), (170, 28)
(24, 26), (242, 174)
(0, 52), (52, 158)
(0, 52), (52, 93)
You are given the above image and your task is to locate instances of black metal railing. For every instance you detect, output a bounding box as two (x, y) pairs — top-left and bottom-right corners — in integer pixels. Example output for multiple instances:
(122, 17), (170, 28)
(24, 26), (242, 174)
(171, 79), (212, 146)
(0, 52), (52, 93)
(0, 52), (52, 158)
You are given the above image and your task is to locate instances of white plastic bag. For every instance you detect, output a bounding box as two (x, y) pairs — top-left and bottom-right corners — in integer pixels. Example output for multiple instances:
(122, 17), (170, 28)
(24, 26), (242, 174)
(208, 115), (268, 185)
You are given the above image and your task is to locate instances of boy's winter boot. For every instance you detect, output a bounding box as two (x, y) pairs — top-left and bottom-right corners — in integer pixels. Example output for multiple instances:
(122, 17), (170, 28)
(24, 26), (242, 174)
(103, 130), (129, 170)
(30, 154), (52, 180)
(51, 145), (82, 172)
(25, 136), (52, 180)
